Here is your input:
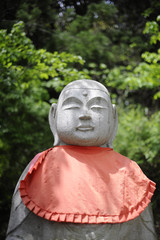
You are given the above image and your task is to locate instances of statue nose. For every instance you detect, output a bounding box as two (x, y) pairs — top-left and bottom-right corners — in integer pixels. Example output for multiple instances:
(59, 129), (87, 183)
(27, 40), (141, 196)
(79, 108), (91, 120)
(79, 114), (91, 120)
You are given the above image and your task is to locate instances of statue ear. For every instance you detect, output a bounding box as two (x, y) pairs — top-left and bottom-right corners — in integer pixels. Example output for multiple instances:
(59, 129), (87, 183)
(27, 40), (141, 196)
(48, 103), (60, 146)
(108, 104), (118, 148)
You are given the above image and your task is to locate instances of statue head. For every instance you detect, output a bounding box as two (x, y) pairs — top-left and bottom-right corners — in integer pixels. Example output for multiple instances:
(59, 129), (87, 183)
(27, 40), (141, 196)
(49, 80), (118, 148)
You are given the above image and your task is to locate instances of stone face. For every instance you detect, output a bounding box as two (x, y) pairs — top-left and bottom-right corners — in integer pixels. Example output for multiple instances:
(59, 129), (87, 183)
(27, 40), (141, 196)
(56, 88), (111, 146)
(6, 80), (157, 240)
(49, 79), (118, 147)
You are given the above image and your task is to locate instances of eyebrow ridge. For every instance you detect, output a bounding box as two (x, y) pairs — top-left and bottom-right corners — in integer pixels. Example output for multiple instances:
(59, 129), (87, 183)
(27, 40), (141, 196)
(62, 97), (82, 106)
(87, 97), (108, 106)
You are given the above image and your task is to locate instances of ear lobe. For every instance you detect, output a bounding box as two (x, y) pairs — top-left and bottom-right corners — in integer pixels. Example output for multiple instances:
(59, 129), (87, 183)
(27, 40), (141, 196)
(108, 104), (118, 148)
(48, 103), (60, 146)
(49, 103), (57, 134)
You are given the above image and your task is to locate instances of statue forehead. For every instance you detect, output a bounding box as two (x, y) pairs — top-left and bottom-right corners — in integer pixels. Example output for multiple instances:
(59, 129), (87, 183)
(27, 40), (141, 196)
(58, 80), (110, 101)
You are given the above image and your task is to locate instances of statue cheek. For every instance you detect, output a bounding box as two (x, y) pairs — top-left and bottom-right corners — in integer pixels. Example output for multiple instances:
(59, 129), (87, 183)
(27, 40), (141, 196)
(95, 113), (108, 126)
(57, 113), (76, 132)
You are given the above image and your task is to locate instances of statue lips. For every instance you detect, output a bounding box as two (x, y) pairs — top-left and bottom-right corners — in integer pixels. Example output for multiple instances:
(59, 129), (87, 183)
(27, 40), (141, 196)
(76, 125), (94, 131)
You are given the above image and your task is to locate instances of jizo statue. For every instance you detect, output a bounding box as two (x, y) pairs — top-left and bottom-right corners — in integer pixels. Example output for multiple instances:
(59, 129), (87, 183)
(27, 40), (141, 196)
(6, 80), (157, 240)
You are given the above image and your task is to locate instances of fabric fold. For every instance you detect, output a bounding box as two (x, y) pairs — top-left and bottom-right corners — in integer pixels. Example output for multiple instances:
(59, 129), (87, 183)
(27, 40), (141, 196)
(19, 145), (156, 224)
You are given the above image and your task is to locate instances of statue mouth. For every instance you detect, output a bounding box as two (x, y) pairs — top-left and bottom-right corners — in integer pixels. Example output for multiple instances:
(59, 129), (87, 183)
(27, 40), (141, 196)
(76, 126), (94, 131)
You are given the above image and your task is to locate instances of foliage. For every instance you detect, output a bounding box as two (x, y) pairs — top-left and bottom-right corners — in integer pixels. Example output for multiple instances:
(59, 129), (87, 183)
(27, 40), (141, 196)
(0, 0), (102, 50)
(53, 1), (146, 68)
(114, 106), (160, 166)
(0, 21), (89, 238)
(0, 0), (60, 50)
(102, 17), (160, 107)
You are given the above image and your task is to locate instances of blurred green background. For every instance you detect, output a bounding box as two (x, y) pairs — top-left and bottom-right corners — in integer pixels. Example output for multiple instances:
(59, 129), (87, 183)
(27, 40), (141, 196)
(0, 0), (160, 239)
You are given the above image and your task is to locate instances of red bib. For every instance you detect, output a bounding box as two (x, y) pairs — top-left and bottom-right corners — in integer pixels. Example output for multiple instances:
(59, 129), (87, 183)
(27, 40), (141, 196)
(19, 146), (155, 224)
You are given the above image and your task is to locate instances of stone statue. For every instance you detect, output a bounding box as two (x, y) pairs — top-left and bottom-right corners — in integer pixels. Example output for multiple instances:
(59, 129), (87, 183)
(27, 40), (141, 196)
(6, 80), (157, 240)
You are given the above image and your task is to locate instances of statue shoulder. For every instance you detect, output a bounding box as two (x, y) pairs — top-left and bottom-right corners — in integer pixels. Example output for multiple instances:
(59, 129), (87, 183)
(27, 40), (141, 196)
(6, 150), (51, 238)
(6, 161), (32, 238)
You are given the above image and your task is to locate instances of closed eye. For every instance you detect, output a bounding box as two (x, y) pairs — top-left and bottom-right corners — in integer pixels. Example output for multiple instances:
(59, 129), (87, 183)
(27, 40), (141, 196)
(63, 105), (80, 110)
(91, 105), (108, 110)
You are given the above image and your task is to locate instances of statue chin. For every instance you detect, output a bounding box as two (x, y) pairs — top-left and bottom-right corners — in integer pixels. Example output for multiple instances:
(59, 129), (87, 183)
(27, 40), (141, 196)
(58, 132), (109, 147)
(59, 139), (108, 147)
